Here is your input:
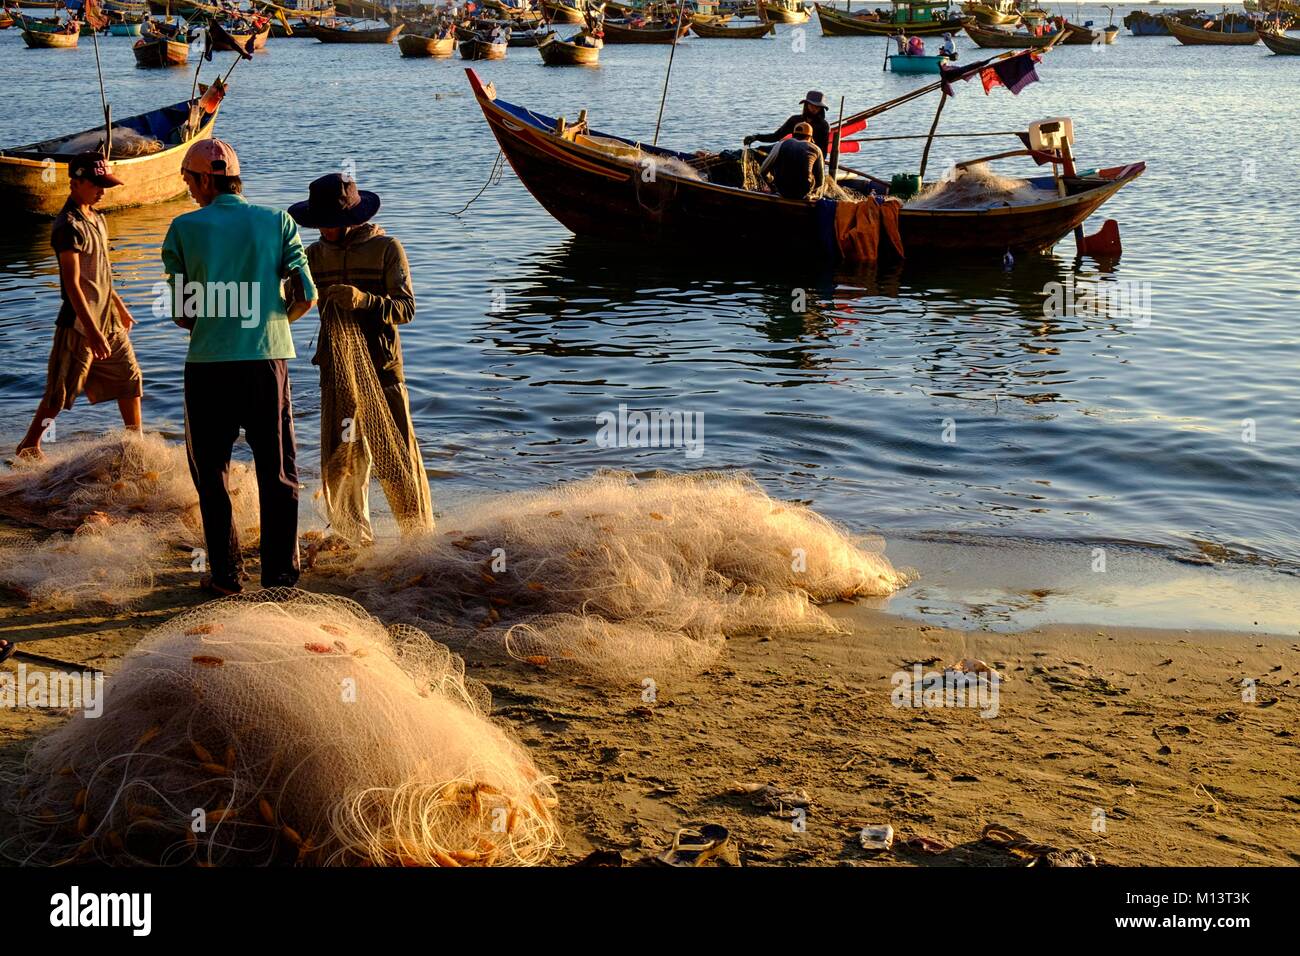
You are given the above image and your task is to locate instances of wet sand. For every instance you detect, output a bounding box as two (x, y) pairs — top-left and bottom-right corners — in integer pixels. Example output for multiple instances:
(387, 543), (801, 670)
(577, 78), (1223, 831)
(1, 520), (1296, 866)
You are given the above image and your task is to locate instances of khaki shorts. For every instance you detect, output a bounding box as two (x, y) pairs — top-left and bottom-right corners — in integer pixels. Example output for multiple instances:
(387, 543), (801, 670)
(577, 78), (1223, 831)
(42, 325), (143, 411)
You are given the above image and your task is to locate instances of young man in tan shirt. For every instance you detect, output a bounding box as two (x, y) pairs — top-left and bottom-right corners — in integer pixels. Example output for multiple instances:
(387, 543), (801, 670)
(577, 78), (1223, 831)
(17, 153), (142, 459)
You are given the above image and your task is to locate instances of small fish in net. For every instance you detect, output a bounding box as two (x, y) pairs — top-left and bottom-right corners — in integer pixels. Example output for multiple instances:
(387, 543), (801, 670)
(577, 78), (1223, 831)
(347, 471), (911, 686)
(3, 590), (560, 867)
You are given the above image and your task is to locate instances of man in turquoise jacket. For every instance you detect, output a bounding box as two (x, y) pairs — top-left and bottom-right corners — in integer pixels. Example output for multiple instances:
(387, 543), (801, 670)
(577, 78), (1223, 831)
(162, 138), (316, 594)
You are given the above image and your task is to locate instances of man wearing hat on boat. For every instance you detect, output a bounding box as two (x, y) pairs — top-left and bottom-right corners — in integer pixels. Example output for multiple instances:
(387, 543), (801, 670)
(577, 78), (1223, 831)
(162, 138), (317, 595)
(743, 90), (832, 163)
(757, 121), (826, 201)
(289, 172), (434, 545)
(16, 153), (142, 459)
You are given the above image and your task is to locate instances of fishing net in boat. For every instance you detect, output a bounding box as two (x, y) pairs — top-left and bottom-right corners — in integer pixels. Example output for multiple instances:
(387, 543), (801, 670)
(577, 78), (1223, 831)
(0, 431), (259, 608)
(740, 145), (866, 202)
(906, 162), (1056, 210)
(59, 127), (164, 159)
(4, 590), (560, 867)
(348, 471), (910, 685)
(318, 309), (434, 545)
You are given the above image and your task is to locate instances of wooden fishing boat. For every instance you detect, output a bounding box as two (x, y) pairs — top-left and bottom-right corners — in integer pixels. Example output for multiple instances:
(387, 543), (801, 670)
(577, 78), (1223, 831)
(762, 0), (809, 23)
(1259, 27), (1300, 54)
(134, 33), (190, 65)
(1166, 17), (1259, 45)
(314, 21), (403, 42)
(21, 25), (79, 47)
(1059, 20), (1119, 44)
(537, 30), (601, 63)
(0, 12), (14, 29)
(484, 0), (543, 22)
(225, 21), (274, 50)
(505, 25), (551, 46)
(961, 2), (1018, 26)
(601, 20), (691, 42)
(465, 69), (1145, 259)
(691, 16), (774, 37)
(459, 34), (508, 58)
(398, 30), (455, 56)
(0, 92), (223, 217)
(541, 0), (586, 24)
(108, 20), (146, 36)
(964, 22), (1064, 47)
(815, 2), (964, 37)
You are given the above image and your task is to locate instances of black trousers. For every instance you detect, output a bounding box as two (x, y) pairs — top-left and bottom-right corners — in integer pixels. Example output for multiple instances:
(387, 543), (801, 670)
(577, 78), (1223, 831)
(184, 359), (300, 587)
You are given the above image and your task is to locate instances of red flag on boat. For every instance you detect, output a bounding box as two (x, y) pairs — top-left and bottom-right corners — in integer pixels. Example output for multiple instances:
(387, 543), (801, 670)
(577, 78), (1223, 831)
(198, 78), (228, 114)
(82, 0), (107, 29)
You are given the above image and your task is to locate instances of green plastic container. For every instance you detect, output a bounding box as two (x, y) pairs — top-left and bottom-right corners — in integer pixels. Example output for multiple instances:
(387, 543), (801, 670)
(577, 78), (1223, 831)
(890, 173), (921, 200)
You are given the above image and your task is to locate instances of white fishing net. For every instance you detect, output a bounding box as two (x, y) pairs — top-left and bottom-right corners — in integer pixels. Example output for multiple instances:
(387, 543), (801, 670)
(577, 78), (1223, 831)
(60, 127), (165, 158)
(4, 590), (559, 867)
(0, 431), (259, 609)
(318, 310), (434, 545)
(906, 162), (1056, 210)
(348, 471), (910, 685)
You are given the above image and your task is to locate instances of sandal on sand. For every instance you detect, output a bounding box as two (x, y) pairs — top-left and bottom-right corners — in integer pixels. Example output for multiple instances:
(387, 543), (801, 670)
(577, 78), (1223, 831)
(657, 824), (734, 867)
(0, 640), (15, 665)
(200, 575), (243, 598)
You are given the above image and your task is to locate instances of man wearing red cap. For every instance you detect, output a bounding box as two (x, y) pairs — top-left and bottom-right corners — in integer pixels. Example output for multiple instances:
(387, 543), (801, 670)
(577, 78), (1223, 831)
(17, 154), (142, 459)
(162, 138), (317, 594)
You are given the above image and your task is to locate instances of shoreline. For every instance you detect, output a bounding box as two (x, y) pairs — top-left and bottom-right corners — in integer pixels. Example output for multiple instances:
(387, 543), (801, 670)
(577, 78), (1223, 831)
(1, 519), (1295, 867)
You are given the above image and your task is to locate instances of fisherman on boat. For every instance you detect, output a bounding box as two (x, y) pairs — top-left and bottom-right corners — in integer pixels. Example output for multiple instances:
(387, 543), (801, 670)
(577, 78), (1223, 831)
(288, 173), (434, 544)
(743, 90), (831, 162)
(17, 154), (142, 460)
(163, 139), (318, 595)
(757, 121), (825, 201)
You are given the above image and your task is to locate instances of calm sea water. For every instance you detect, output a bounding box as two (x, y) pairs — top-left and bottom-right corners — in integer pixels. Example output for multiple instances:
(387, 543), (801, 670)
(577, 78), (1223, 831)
(2, 6), (1298, 590)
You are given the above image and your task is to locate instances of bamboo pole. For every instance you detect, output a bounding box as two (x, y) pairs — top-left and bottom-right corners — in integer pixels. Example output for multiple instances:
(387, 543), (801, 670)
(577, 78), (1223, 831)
(917, 87), (946, 180)
(652, 0), (688, 147)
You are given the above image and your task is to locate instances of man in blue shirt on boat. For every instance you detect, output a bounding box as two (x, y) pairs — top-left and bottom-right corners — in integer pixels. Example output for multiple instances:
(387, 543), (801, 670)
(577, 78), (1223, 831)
(161, 138), (317, 595)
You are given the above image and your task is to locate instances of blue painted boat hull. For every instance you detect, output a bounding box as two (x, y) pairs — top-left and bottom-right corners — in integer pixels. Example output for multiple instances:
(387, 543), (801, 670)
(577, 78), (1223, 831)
(109, 22), (144, 36)
(889, 53), (949, 74)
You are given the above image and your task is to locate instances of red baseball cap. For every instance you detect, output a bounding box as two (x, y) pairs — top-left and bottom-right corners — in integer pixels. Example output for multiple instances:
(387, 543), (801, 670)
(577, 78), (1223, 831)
(182, 138), (241, 177)
(69, 153), (124, 188)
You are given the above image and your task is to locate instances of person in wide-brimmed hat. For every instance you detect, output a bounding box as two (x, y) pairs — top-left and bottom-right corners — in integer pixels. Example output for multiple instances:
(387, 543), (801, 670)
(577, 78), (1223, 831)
(289, 173), (433, 546)
(744, 90), (832, 161)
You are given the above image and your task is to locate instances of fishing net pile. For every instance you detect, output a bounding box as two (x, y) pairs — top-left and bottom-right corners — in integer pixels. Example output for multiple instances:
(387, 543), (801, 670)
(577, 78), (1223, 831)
(348, 471), (910, 685)
(0, 431), (259, 608)
(60, 127), (164, 159)
(318, 309), (434, 544)
(906, 162), (1056, 210)
(4, 590), (559, 867)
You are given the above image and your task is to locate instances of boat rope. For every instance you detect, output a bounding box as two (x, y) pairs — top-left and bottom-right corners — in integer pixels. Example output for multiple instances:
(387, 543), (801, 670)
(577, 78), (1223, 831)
(447, 150), (506, 217)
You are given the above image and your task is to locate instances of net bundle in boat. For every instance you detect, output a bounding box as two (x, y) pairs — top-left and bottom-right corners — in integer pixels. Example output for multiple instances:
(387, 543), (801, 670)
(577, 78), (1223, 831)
(0, 432), (259, 609)
(318, 308), (434, 544)
(906, 162), (1056, 210)
(350, 471), (910, 685)
(4, 590), (559, 867)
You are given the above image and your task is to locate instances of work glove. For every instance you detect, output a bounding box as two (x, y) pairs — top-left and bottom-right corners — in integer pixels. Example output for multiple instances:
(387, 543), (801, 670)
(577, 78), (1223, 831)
(322, 283), (374, 317)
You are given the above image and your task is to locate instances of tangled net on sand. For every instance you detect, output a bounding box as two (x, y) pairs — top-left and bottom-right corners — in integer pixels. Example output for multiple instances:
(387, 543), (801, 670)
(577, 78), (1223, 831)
(349, 472), (910, 685)
(0, 432), (259, 608)
(5, 590), (559, 867)
(906, 163), (1056, 210)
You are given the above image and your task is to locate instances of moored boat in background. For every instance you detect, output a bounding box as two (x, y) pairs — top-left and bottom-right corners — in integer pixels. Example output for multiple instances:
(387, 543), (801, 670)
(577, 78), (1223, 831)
(537, 30), (601, 64)
(964, 21), (1064, 47)
(313, 20), (404, 42)
(398, 30), (455, 56)
(816, 1), (965, 37)
(1259, 25), (1300, 54)
(1166, 16), (1260, 45)
(0, 91), (224, 216)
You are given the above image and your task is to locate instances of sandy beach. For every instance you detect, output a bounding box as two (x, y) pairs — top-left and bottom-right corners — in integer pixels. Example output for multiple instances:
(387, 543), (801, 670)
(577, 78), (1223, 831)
(3, 516), (1295, 867)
